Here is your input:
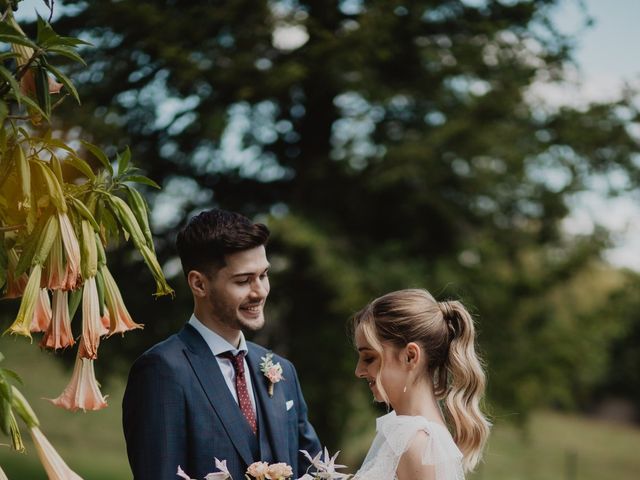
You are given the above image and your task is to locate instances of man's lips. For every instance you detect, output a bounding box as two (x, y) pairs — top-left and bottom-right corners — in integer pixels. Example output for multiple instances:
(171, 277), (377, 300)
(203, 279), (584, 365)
(240, 302), (263, 313)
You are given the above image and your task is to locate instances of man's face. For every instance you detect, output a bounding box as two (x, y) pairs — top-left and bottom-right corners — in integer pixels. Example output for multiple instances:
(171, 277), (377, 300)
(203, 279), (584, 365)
(204, 246), (271, 333)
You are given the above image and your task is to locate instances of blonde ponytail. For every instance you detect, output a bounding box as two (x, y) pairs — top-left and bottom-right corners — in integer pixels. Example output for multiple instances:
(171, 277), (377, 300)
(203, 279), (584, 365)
(439, 301), (491, 471)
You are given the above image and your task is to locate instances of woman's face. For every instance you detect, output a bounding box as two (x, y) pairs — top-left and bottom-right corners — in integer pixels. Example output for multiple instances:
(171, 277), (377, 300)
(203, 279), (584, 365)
(354, 325), (407, 405)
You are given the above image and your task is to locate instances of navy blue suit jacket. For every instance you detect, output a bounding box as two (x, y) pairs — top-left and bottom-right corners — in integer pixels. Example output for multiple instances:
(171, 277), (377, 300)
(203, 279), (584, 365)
(122, 324), (321, 479)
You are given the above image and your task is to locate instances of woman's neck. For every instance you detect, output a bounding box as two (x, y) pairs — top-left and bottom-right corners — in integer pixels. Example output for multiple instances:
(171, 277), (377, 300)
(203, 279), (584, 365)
(392, 379), (446, 426)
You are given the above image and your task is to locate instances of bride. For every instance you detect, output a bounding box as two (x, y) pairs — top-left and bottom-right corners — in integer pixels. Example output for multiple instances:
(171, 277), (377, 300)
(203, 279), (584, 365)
(352, 289), (491, 480)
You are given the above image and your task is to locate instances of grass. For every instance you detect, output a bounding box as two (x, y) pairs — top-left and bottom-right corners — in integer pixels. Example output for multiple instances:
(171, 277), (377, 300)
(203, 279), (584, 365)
(0, 335), (130, 479)
(1, 336), (639, 479)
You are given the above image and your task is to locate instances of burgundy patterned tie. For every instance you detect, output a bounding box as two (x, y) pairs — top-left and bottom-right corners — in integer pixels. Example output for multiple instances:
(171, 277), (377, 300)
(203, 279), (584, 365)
(219, 351), (257, 435)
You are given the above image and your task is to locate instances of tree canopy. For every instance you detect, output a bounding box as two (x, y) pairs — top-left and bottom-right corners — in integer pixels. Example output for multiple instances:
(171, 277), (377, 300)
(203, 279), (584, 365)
(34, 0), (640, 445)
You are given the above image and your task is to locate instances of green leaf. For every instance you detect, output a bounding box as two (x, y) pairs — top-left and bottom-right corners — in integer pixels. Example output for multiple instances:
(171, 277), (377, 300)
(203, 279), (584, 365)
(0, 34), (38, 49)
(122, 174), (161, 189)
(36, 15), (57, 46)
(42, 36), (92, 48)
(0, 369), (22, 386)
(65, 153), (96, 181)
(45, 45), (86, 66)
(80, 140), (112, 174)
(14, 93), (49, 120)
(68, 285), (83, 320)
(14, 214), (47, 276)
(0, 24), (38, 49)
(44, 137), (76, 154)
(0, 65), (21, 103)
(0, 52), (20, 62)
(44, 63), (80, 105)
(0, 100), (8, 125)
(0, 397), (11, 436)
(117, 146), (131, 176)
(69, 196), (100, 231)
(0, 239), (7, 291)
(35, 64), (51, 117)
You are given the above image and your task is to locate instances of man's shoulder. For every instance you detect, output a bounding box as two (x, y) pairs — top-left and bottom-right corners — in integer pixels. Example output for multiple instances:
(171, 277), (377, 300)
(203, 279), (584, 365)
(132, 328), (192, 371)
(247, 341), (294, 368)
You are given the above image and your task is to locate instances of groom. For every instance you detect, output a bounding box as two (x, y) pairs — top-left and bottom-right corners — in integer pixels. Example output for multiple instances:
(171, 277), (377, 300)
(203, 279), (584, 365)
(122, 209), (321, 479)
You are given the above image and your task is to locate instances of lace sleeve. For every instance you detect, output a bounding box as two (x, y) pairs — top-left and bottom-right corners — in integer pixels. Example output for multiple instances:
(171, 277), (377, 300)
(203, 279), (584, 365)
(418, 423), (465, 480)
(379, 415), (465, 480)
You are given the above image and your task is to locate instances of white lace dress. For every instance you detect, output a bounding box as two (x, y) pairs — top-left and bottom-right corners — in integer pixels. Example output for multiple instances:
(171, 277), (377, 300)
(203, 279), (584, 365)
(354, 411), (464, 480)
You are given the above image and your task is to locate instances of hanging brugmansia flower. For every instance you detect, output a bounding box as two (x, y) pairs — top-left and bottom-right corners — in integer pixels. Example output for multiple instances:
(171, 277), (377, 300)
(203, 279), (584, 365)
(4, 264), (43, 340)
(78, 276), (102, 359)
(44, 232), (66, 290)
(29, 427), (84, 479)
(58, 213), (81, 291)
(29, 288), (52, 333)
(40, 289), (75, 350)
(48, 354), (108, 412)
(3, 249), (28, 299)
(100, 265), (143, 336)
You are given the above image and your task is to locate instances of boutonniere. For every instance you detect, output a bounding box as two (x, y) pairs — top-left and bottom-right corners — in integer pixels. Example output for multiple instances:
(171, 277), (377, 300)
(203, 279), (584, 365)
(260, 353), (283, 397)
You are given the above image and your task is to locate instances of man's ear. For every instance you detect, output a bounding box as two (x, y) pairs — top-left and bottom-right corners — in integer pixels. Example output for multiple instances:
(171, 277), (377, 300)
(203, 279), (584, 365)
(188, 270), (208, 297)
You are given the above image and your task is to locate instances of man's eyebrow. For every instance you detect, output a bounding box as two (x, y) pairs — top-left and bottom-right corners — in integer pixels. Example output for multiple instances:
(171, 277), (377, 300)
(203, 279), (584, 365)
(230, 265), (271, 278)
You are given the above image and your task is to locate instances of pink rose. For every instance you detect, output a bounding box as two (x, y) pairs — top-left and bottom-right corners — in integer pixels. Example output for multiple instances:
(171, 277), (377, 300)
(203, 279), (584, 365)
(247, 461), (270, 479)
(266, 365), (283, 383)
(266, 462), (293, 479)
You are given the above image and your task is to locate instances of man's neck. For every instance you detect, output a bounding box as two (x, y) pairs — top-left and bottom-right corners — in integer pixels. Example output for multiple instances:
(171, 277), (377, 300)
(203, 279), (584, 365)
(192, 308), (241, 347)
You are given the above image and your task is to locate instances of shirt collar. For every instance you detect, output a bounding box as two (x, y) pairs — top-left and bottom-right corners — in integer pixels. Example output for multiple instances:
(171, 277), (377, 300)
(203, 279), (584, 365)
(188, 314), (248, 356)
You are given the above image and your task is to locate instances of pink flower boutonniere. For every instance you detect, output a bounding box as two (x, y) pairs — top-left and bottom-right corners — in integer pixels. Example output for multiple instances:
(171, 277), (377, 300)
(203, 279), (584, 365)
(260, 352), (283, 397)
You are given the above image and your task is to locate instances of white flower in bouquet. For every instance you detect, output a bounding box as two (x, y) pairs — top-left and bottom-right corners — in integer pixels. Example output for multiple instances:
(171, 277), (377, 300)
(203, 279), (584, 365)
(299, 448), (351, 480)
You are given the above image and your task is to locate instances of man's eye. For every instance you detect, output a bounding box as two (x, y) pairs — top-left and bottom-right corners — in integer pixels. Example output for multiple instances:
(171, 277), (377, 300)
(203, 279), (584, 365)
(259, 272), (269, 279)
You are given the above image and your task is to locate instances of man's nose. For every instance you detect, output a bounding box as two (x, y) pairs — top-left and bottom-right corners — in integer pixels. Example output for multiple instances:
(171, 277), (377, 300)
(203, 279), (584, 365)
(251, 278), (268, 297)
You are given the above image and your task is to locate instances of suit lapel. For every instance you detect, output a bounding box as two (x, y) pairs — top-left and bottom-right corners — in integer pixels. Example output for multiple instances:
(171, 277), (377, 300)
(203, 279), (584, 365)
(247, 346), (289, 464)
(179, 325), (255, 467)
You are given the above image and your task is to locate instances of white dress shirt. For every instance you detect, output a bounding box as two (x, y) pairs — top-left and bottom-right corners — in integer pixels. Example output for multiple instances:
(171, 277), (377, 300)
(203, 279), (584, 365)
(188, 314), (257, 415)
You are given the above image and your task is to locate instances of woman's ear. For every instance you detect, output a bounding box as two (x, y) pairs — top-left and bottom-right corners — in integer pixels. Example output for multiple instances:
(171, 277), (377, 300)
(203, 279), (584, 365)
(188, 270), (208, 297)
(405, 342), (421, 368)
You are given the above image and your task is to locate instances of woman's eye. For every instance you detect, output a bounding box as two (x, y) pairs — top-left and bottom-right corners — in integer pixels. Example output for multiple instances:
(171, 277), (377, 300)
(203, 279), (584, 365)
(236, 278), (250, 285)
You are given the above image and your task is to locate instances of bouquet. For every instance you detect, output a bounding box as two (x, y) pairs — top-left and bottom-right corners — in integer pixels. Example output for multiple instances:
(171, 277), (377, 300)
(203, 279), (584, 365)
(177, 448), (351, 480)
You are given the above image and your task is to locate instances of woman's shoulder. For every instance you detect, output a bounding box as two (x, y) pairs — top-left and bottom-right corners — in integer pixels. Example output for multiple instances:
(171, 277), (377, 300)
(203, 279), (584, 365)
(377, 412), (463, 464)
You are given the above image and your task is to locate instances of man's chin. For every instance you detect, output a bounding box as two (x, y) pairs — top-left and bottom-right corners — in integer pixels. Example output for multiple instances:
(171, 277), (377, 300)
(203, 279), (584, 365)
(237, 313), (265, 332)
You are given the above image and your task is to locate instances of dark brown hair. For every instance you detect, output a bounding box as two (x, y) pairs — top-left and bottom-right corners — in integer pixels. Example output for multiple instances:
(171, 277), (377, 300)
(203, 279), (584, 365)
(176, 209), (269, 277)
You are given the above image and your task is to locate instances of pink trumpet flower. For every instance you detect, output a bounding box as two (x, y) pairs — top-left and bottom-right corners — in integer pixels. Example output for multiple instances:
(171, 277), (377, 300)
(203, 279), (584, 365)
(101, 266), (143, 336)
(5, 264), (43, 340)
(4, 249), (28, 299)
(29, 426), (84, 479)
(78, 277), (102, 359)
(20, 69), (64, 97)
(44, 232), (66, 290)
(49, 355), (108, 412)
(40, 290), (75, 350)
(30, 288), (52, 333)
(100, 310), (110, 333)
(59, 213), (81, 290)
